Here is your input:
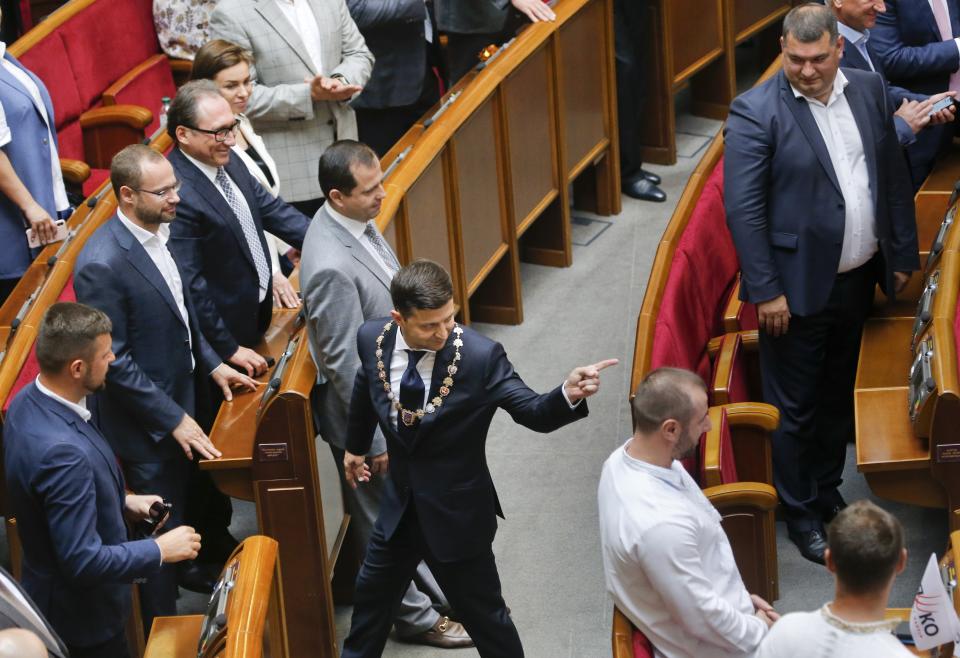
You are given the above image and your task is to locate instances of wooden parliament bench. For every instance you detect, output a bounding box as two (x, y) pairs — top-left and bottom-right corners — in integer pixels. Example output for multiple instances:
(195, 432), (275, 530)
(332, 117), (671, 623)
(145, 535), (279, 658)
(640, 0), (799, 165)
(374, 0), (620, 326)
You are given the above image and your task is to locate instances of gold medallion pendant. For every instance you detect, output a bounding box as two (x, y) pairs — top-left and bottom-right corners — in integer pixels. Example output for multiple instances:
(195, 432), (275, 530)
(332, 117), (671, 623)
(377, 322), (464, 427)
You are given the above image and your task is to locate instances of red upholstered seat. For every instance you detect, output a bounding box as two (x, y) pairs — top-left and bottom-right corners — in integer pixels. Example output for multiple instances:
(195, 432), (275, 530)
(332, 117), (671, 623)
(3, 277), (76, 413)
(632, 628), (654, 658)
(103, 54), (176, 136)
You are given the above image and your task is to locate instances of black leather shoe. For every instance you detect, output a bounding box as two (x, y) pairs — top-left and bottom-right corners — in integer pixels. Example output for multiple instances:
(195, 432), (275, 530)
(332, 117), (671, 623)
(821, 497), (848, 525)
(623, 178), (667, 202)
(177, 562), (218, 594)
(788, 528), (827, 565)
(639, 168), (661, 185)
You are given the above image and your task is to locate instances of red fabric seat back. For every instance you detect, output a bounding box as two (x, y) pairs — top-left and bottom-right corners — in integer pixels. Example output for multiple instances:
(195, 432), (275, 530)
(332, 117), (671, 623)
(105, 54), (176, 136)
(3, 277), (76, 413)
(632, 628), (654, 658)
(16, 31), (84, 143)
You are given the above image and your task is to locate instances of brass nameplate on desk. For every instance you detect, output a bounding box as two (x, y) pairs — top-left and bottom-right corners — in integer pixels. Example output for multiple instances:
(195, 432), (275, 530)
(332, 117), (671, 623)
(258, 443), (289, 462)
(937, 443), (960, 462)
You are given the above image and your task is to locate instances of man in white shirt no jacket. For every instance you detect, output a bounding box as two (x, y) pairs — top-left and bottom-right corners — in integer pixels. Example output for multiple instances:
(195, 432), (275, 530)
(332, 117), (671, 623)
(598, 367), (778, 658)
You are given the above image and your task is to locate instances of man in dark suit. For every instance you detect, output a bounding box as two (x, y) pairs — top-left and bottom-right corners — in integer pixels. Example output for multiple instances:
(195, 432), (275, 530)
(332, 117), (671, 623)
(346, 1), (441, 156)
(3, 302), (202, 658)
(872, 0), (960, 186)
(166, 80), (311, 377)
(0, 565), (68, 658)
(830, 0), (955, 165)
(340, 259), (616, 657)
(74, 145), (256, 630)
(725, 5), (919, 564)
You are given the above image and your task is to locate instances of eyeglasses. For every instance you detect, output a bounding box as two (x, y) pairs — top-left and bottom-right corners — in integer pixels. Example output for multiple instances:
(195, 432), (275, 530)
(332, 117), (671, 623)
(187, 120), (240, 143)
(132, 180), (182, 199)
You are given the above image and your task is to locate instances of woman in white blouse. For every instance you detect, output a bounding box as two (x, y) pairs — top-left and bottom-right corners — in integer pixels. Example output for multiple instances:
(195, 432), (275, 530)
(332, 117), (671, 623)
(191, 39), (300, 308)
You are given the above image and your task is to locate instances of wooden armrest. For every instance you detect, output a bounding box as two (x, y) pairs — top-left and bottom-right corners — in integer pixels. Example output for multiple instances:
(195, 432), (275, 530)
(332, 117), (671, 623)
(102, 54), (170, 105)
(169, 57), (193, 87)
(703, 481), (778, 510)
(722, 277), (743, 334)
(80, 105), (153, 130)
(702, 403), (778, 487)
(707, 329), (758, 359)
(59, 158), (90, 185)
(611, 606), (635, 658)
(724, 402), (779, 431)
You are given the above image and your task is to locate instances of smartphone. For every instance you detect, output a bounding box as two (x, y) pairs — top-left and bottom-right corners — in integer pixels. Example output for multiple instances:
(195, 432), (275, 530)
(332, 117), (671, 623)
(25, 219), (68, 248)
(929, 96), (956, 116)
(133, 500), (173, 538)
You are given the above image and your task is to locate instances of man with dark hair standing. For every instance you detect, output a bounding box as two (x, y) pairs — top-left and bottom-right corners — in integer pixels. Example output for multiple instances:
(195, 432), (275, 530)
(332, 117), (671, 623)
(725, 3), (919, 563)
(301, 141), (470, 648)
(4, 302), (202, 658)
(341, 259), (615, 657)
(757, 500), (911, 657)
(75, 144), (256, 628)
(599, 367), (778, 658)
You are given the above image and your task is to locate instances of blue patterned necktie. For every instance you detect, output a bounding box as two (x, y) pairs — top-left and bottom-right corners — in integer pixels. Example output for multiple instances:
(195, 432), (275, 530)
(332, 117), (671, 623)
(215, 167), (270, 296)
(398, 349), (425, 439)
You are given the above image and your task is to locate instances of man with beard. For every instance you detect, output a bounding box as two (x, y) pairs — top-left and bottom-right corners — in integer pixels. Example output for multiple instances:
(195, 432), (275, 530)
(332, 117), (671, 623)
(74, 145), (256, 632)
(598, 367), (779, 658)
(3, 302), (203, 658)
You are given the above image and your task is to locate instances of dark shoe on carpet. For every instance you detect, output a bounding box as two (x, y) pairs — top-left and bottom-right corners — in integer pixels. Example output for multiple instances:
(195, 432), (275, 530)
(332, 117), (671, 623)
(177, 562), (218, 594)
(623, 178), (667, 202)
(639, 168), (661, 185)
(788, 527), (827, 565)
(821, 495), (848, 525)
(401, 616), (474, 649)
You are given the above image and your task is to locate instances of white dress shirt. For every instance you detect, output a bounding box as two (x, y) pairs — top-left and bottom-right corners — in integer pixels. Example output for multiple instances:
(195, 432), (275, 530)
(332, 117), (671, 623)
(756, 606), (912, 658)
(837, 22), (875, 72)
(183, 152), (267, 301)
(274, 0), (324, 74)
(929, 0), (960, 58)
(116, 209), (195, 368)
(791, 70), (877, 273)
(598, 441), (766, 658)
(0, 42), (69, 213)
(35, 376), (91, 421)
(326, 204), (395, 278)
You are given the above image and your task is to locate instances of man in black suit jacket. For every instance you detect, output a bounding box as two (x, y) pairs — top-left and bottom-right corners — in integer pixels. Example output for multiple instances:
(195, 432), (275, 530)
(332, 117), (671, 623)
(0, 566), (67, 658)
(829, 0), (955, 173)
(725, 5), (919, 564)
(340, 259), (616, 657)
(74, 145), (256, 630)
(166, 80), (311, 377)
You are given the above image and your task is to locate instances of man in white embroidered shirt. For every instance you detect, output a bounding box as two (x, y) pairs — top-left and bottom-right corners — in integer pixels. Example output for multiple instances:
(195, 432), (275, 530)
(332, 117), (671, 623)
(598, 367), (778, 658)
(724, 4), (919, 564)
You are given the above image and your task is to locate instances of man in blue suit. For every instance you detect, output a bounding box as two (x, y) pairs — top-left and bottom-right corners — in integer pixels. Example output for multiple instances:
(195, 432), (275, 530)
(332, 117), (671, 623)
(725, 5), (919, 564)
(872, 0), (960, 186)
(166, 80), (310, 377)
(0, 34), (69, 304)
(831, 0), (955, 152)
(340, 259), (616, 657)
(3, 302), (203, 658)
(74, 145), (256, 630)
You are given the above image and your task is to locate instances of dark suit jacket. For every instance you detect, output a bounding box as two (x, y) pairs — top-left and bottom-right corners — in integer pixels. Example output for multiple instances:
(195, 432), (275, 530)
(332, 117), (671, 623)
(347, 0), (428, 109)
(74, 216), (221, 462)
(0, 566), (68, 658)
(346, 320), (587, 562)
(839, 32), (926, 145)
(3, 383), (161, 648)
(724, 68), (920, 316)
(167, 148), (310, 358)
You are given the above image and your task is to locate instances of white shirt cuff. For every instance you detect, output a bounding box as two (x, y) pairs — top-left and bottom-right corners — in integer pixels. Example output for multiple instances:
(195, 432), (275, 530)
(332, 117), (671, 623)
(954, 37), (960, 61)
(561, 381), (581, 409)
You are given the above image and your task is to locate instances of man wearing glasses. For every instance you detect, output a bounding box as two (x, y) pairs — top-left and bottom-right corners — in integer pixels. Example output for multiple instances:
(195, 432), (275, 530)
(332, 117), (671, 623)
(73, 144), (257, 634)
(166, 80), (310, 378)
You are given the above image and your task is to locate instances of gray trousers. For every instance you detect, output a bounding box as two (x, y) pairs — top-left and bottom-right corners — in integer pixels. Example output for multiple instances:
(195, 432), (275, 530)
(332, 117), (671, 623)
(331, 445), (447, 636)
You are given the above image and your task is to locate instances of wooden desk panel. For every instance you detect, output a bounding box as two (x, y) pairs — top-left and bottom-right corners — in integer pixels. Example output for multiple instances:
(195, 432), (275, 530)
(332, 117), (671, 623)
(558, 0), (607, 177)
(855, 318), (913, 389)
(502, 44), (558, 235)
(405, 154), (454, 277)
(731, 0), (791, 42)
(855, 388), (930, 471)
(670, 0), (724, 80)
(920, 148), (960, 194)
(452, 99), (508, 289)
(145, 615), (204, 658)
(871, 275), (924, 319)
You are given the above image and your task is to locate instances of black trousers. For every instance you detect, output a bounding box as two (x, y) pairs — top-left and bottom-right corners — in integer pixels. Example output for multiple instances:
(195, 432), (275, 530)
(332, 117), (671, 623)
(0, 277), (17, 308)
(342, 505), (521, 658)
(614, 0), (651, 180)
(123, 458), (190, 634)
(759, 259), (877, 531)
(68, 631), (131, 658)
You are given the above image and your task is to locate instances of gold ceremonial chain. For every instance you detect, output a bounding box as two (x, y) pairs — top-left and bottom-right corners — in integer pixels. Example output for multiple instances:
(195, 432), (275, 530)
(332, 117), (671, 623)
(376, 322), (463, 427)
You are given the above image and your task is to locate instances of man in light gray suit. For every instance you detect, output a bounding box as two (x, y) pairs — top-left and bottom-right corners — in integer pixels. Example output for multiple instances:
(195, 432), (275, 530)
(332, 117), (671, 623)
(300, 141), (472, 649)
(209, 0), (374, 217)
